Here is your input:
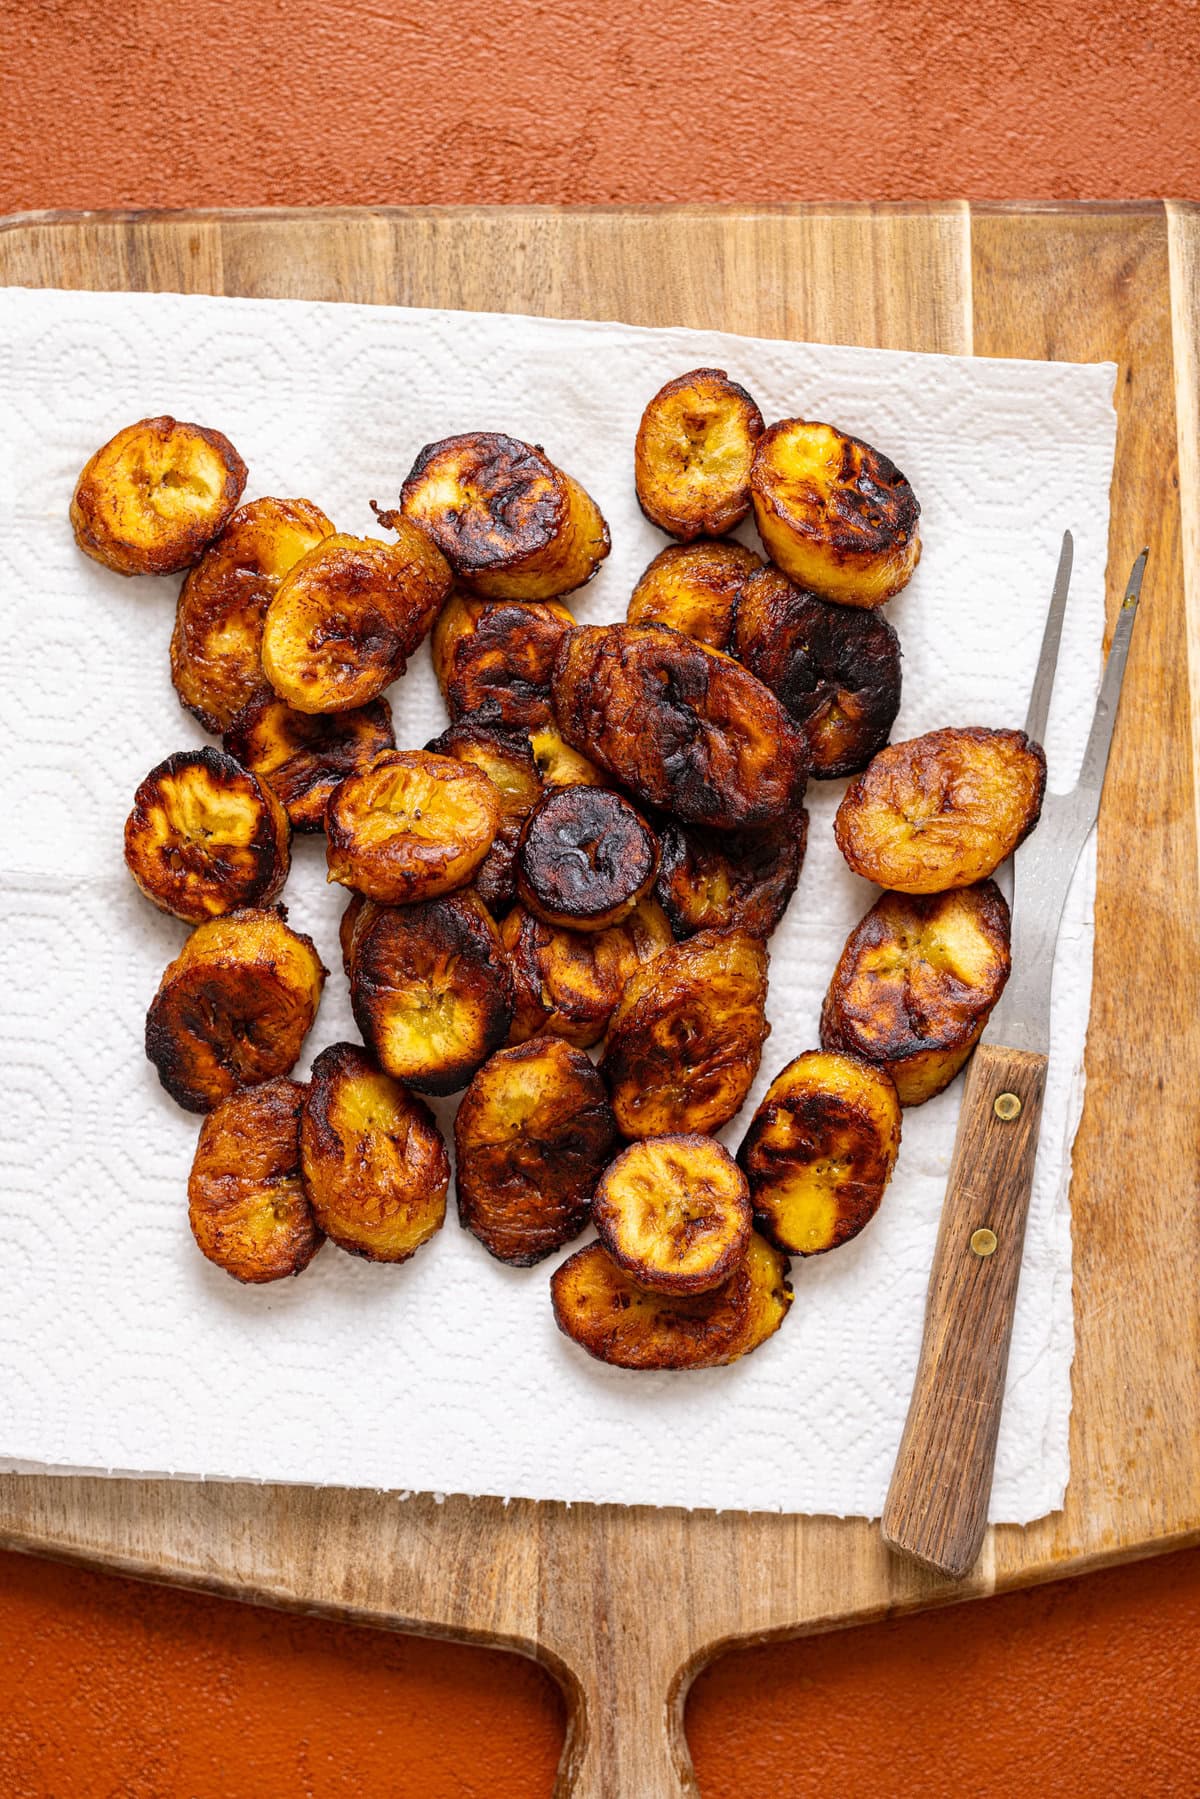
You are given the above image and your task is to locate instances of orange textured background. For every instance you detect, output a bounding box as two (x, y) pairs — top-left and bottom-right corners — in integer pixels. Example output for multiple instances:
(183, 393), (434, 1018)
(3, 0), (1199, 1793)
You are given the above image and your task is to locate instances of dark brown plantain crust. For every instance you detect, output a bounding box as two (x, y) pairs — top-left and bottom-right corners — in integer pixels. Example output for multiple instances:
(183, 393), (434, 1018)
(627, 538), (763, 651)
(425, 720), (543, 915)
(224, 690), (395, 832)
(500, 899), (674, 1048)
(654, 812), (806, 940)
(188, 1076), (323, 1283)
(517, 787), (659, 931)
(432, 593), (575, 730)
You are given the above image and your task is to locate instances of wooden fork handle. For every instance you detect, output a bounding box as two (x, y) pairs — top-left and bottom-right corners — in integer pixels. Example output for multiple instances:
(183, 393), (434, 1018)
(881, 1041), (1050, 1579)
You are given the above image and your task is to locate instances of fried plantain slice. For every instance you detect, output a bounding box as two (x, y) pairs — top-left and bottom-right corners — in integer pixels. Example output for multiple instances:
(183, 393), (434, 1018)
(834, 726), (1046, 892)
(124, 747), (290, 923)
(339, 891), (375, 977)
(654, 813), (806, 941)
(552, 623), (808, 829)
(733, 565), (902, 778)
(425, 720), (542, 915)
(820, 883), (1011, 1105)
(738, 1050), (901, 1256)
(634, 369), (764, 541)
(528, 723), (607, 790)
(431, 591), (575, 729)
(750, 418), (921, 608)
(171, 497), (335, 732)
(593, 1134), (752, 1294)
(188, 1076), (323, 1283)
(224, 689), (395, 832)
(627, 539), (763, 651)
(261, 527), (451, 713)
(550, 1241), (752, 1370)
(71, 416), (247, 577)
(517, 787), (660, 932)
(500, 898), (674, 1048)
(710, 1232), (794, 1363)
(600, 930), (770, 1139)
(398, 432), (610, 600)
(351, 891), (514, 1095)
(301, 1042), (449, 1263)
(325, 749), (501, 905)
(455, 1036), (617, 1265)
(146, 908), (326, 1113)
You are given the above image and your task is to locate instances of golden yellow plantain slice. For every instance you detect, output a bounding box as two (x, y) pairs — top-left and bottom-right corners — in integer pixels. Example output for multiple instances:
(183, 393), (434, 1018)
(71, 415), (247, 577)
(634, 369), (764, 541)
(654, 814), (806, 941)
(188, 1076), (323, 1283)
(550, 1241), (752, 1370)
(516, 786), (660, 932)
(500, 898), (673, 1048)
(224, 689), (395, 832)
(593, 1134), (752, 1294)
(431, 591), (576, 729)
(325, 749), (502, 905)
(710, 1232), (794, 1363)
(627, 538), (763, 651)
(124, 747), (290, 923)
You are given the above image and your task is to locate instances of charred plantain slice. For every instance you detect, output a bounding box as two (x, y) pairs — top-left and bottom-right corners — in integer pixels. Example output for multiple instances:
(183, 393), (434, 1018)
(634, 369), (764, 541)
(146, 908), (326, 1114)
(654, 813), (806, 941)
(500, 898), (674, 1048)
(350, 891), (514, 1095)
(188, 1076), (323, 1283)
(749, 418), (921, 608)
(398, 432), (610, 600)
(71, 416), (247, 577)
(455, 1036), (617, 1265)
(711, 1232), (794, 1363)
(171, 497), (335, 732)
(593, 1134), (752, 1294)
(124, 747), (290, 922)
(738, 1050), (901, 1255)
(550, 1241), (752, 1370)
(820, 883), (1012, 1105)
(301, 1041), (449, 1263)
(326, 749), (501, 905)
(224, 689), (395, 832)
(528, 723), (607, 790)
(517, 787), (660, 932)
(733, 565), (902, 778)
(552, 623), (808, 830)
(834, 726), (1046, 892)
(600, 930), (770, 1139)
(426, 720), (543, 915)
(261, 528), (451, 713)
(432, 591), (576, 729)
(628, 539), (763, 651)
(339, 891), (373, 977)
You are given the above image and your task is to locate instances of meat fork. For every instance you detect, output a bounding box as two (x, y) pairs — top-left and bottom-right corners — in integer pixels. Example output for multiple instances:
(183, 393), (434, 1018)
(881, 532), (1148, 1578)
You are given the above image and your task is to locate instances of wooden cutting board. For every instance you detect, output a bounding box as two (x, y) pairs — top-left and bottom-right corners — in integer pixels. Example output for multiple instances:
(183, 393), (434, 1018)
(1, 203), (1198, 1796)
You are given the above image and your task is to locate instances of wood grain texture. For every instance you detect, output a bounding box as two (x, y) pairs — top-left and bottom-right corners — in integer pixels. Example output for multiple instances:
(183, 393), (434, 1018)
(883, 1043), (1050, 1578)
(0, 204), (1196, 1798)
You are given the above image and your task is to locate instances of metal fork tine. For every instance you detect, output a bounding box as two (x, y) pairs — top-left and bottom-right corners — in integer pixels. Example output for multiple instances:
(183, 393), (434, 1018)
(1024, 530), (1074, 743)
(1074, 548), (1149, 796)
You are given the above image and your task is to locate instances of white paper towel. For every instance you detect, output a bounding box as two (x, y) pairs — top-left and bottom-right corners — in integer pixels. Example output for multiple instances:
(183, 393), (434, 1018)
(0, 286), (1116, 1519)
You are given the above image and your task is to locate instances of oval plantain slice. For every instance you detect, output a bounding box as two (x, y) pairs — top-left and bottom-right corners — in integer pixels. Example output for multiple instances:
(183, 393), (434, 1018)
(188, 1076), (323, 1283)
(738, 1050), (901, 1255)
(325, 749), (502, 905)
(834, 726), (1046, 893)
(425, 720), (542, 915)
(599, 929), (770, 1139)
(500, 898), (674, 1048)
(301, 1042), (449, 1263)
(710, 1232), (794, 1364)
(528, 723), (607, 790)
(455, 1036), (617, 1265)
(71, 415), (247, 577)
(654, 813), (806, 941)
(749, 418), (921, 608)
(146, 908), (326, 1113)
(627, 538), (763, 651)
(634, 369), (764, 541)
(124, 747), (290, 922)
(171, 497), (335, 732)
(550, 1241), (752, 1371)
(223, 689), (395, 832)
(820, 883), (1012, 1105)
(593, 1134), (752, 1294)
(517, 787), (660, 932)
(432, 591), (576, 729)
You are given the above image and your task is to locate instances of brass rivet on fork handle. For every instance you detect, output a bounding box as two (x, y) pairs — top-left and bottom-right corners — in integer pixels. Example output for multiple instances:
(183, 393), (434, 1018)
(993, 1092), (1022, 1121)
(970, 1228), (998, 1257)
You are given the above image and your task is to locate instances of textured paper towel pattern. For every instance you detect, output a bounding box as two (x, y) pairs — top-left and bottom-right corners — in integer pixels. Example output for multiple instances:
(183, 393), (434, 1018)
(0, 288), (1116, 1519)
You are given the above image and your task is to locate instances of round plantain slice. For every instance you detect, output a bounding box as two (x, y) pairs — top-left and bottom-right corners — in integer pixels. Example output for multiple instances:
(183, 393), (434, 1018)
(432, 591), (576, 729)
(749, 418), (921, 608)
(261, 527), (451, 713)
(733, 565), (902, 778)
(528, 723), (607, 790)
(593, 1134), (752, 1294)
(171, 497), (335, 732)
(517, 787), (660, 932)
(550, 1241), (752, 1371)
(834, 726), (1047, 893)
(146, 908), (326, 1114)
(600, 930), (770, 1139)
(71, 416), (247, 577)
(301, 1041), (449, 1263)
(654, 814), (806, 941)
(223, 689), (395, 832)
(455, 1036), (617, 1266)
(738, 1050), (901, 1256)
(820, 883), (1012, 1106)
(627, 539), (763, 652)
(426, 720), (543, 915)
(326, 749), (502, 906)
(398, 432), (610, 600)
(350, 891), (514, 1095)
(552, 623), (808, 830)
(500, 898), (674, 1048)
(188, 1077), (323, 1283)
(124, 747), (290, 923)
(634, 369), (764, 541)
